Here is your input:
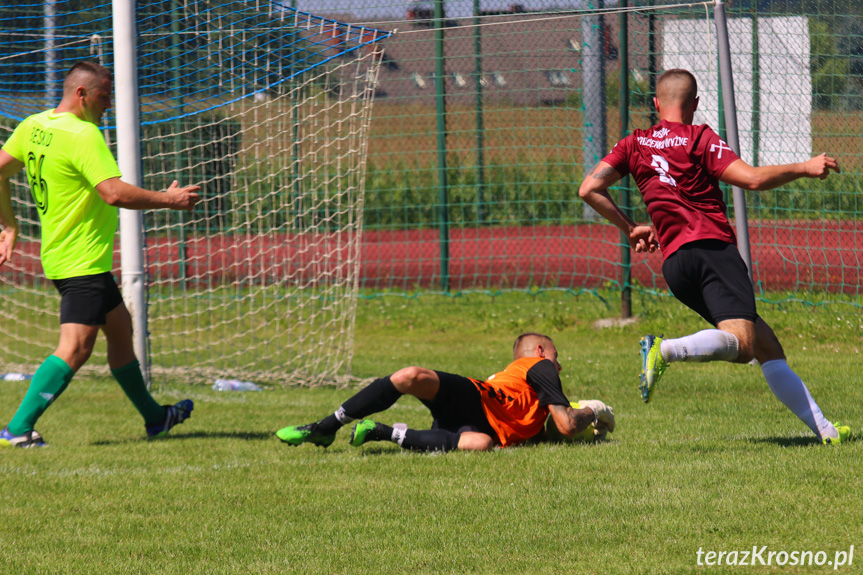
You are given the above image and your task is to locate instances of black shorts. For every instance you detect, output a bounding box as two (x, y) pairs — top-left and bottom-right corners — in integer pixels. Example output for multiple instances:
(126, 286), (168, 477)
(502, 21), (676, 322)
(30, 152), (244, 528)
(52, 272), (124, 325)
(662, 239), (758, 325)
(420, 371), (497, 438)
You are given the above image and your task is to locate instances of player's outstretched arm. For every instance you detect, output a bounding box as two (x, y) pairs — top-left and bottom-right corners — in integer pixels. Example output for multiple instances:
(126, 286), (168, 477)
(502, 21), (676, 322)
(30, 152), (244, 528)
(719, 153), (840, 191)
(578, 161), (658, 253)
(95, 177), (201, 211)
(0, 151), (24, 267)
(548, 403), (595, 438)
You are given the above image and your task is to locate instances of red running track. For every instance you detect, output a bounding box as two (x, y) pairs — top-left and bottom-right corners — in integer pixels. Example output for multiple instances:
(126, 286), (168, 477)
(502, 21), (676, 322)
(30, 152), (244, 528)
(357, 221), (862, 293)
(2, 221), (860, 294)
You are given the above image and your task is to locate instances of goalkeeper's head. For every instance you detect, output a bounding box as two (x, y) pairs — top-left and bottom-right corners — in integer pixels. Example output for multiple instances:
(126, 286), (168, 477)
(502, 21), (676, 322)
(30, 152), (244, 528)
(512, 332), (561, 372)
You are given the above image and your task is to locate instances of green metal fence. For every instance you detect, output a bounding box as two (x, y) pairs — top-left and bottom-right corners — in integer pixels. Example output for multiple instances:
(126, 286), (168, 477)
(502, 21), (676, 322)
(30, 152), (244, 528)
(341, 0), (863, 307)
(1, 0), (862, 308)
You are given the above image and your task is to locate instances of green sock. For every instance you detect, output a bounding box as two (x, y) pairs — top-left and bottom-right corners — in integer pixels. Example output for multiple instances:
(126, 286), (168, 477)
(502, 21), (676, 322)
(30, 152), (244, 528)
(111, 360), (166, 427)
(7, 355), (74, 435)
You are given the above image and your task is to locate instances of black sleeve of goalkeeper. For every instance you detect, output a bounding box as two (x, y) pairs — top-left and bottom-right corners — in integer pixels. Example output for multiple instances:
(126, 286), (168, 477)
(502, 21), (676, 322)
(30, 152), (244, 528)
(526, 359), (569, 407)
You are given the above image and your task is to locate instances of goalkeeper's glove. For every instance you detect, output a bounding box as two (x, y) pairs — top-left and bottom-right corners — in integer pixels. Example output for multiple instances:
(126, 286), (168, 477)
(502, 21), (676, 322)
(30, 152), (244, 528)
(577, 399), (615, 439)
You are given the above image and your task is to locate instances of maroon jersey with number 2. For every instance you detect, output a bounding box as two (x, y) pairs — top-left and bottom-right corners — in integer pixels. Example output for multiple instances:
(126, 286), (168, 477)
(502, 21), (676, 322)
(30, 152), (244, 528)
(601, 119), (741, 259)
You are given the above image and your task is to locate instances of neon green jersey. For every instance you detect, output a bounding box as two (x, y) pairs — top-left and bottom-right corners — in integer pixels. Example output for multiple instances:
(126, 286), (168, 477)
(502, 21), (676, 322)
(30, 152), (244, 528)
(2, 110), (122, 279)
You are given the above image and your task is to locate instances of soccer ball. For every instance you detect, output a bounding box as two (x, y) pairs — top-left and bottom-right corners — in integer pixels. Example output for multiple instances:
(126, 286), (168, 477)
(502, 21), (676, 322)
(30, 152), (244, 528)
(545, 401), (596, 443)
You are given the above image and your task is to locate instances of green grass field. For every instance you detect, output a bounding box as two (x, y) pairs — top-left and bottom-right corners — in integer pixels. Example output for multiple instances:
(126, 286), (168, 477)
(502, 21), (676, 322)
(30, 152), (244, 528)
(2, 292), (862, 574)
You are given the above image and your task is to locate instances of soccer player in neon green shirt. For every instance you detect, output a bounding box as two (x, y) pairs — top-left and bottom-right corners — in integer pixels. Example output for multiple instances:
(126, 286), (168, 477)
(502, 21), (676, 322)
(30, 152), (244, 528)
(0, 61), (201, 447)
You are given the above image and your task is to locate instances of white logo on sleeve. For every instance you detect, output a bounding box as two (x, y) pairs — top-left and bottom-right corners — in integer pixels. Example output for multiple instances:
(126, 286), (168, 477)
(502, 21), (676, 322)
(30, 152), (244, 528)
(650, 155), (677, 186)
(710, 140), (733, 158)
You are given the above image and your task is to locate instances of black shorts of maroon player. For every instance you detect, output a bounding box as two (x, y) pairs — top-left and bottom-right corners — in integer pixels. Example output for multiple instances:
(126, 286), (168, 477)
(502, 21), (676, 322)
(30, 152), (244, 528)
(661, 239), (758, 326)
(419, 371), (497, 438)
(52, 272), (124, 325)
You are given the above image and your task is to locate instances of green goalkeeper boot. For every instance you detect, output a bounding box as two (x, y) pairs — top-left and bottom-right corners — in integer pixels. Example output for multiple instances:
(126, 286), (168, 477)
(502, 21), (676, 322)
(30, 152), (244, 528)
(276, 422), (336, 448)
(349, 420), (379, 447)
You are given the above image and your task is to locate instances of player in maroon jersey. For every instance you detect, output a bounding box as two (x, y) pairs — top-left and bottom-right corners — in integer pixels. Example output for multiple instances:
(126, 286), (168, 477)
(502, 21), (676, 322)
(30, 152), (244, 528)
(578, 68), (849, 444)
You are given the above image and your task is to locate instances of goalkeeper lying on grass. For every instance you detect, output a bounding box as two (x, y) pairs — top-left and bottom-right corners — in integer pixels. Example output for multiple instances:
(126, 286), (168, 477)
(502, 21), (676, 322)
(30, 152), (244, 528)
(277, 332), (615, 452)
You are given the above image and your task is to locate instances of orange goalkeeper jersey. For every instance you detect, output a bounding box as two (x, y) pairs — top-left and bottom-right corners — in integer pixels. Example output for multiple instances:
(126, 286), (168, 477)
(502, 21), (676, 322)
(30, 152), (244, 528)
(471, 357), (569, 447)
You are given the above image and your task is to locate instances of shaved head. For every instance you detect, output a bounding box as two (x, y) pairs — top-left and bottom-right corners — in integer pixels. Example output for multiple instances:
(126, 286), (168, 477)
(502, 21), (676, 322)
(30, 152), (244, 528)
(55, 60), (114, 123)
(513, 332), (554, 359)
(656, 69), (698, 108)
(63, 61), (111, 96)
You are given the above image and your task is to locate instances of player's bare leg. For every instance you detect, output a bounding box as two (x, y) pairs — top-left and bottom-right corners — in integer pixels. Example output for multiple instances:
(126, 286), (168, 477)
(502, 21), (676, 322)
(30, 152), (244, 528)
(457, 431), (495, 451)
(102, 303), (137, 369)
(101, 303), (190, 437)
(715, 318), (755, 363)
(55, 323), (100, 371)
(1, 323), (95, 445)
(389, 366), (440, 399)
(751, 317), (785, 363)
(640, 321), (743, 402)
(750, 318), (846, 443)
(649, 317), (846, 442)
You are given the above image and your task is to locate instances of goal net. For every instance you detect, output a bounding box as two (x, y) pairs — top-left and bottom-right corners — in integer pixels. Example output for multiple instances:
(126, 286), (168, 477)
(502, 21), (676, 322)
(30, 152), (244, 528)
(0, 2), (390, 385)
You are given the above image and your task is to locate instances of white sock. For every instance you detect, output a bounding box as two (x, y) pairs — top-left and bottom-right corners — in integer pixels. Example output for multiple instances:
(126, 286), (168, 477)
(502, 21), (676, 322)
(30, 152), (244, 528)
(391, 423), (408, 446)
(660, 330), (739, 363)
(761, 359), (836, 440)
(334, 406), (354, 425)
